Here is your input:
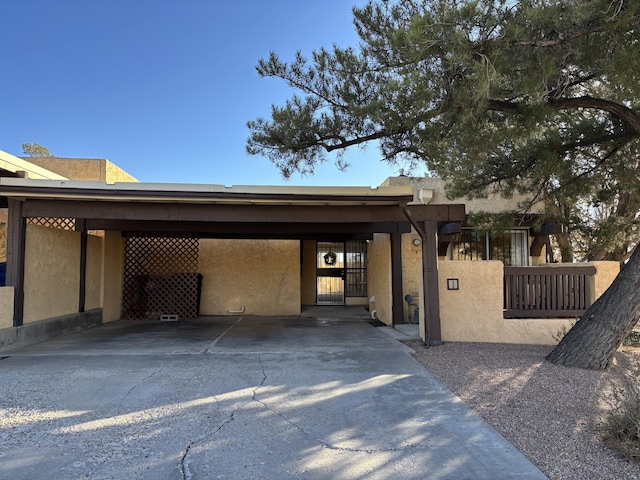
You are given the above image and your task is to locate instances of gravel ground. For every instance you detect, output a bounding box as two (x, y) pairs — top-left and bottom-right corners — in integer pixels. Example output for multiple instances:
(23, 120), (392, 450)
(406, 341), (640, 480)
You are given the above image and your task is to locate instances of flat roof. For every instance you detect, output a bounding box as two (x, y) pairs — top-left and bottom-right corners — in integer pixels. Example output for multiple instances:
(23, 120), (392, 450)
(0, 178), (415, 206)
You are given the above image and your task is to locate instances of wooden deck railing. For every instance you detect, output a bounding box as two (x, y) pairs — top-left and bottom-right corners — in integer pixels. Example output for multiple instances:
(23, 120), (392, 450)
(503, 265), (597, 318)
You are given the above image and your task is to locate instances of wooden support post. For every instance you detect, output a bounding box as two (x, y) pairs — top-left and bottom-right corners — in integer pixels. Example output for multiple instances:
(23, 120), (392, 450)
(6, 199), (26, 326)
(77, 219), (87, 313)
(390, 232), (404, 327)
(421, 221), (441, 345)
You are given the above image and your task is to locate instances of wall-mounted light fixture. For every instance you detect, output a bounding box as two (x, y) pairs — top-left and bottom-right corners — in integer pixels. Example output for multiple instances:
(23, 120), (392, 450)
(447, 278), (459, 290)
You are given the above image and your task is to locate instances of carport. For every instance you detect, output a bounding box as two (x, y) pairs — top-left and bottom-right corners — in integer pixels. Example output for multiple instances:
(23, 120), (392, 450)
(0, 179), (464, 346)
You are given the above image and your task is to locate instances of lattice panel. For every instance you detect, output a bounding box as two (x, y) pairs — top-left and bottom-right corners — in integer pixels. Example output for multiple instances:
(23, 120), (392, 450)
(27, 217), (76, 231)
(122, 235), (200, 320)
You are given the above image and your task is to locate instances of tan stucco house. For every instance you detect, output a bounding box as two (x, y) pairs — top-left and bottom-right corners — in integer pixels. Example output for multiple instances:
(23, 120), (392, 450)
(0, 150), (620, 352)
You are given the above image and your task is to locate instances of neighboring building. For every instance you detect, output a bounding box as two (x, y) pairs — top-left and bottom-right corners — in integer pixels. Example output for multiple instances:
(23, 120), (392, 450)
(24, 156), (138, 184)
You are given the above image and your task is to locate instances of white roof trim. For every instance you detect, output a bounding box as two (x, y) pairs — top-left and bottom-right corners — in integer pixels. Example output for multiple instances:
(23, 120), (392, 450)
(0, 150), (67, 180)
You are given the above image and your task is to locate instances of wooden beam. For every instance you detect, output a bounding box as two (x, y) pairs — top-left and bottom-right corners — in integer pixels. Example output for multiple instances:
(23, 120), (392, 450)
(23, 200), (466, 224)
(390, 232), (404, 327)
(87, 219), (412, 236)
(77, 219), (87, 313)
(6, 199), (26, 326)
(421, 221), (441, 345)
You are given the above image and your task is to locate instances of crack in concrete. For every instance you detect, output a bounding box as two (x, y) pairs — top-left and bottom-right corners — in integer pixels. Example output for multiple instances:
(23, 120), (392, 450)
(117, 363), (166, 411)
(251, 354), (314, 440)
(249, 355), (415, 455)
(316, 440), (404, 454)
(178, 443), (192, 480)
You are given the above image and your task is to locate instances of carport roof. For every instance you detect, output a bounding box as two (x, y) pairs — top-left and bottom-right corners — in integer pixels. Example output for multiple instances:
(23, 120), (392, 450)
(0, 178), (415, 205)
(0, 177), (465, 240)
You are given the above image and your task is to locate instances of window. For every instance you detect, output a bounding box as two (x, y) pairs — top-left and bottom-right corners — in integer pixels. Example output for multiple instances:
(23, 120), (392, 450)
(451, 229), (529, 266)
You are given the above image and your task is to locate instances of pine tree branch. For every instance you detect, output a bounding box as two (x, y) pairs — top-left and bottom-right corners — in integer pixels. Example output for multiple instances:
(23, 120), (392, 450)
(549, 96), (640, 134)
(509, 24), (605, 48)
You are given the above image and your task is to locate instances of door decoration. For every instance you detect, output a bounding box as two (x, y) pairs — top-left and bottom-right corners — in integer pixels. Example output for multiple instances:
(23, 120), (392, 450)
(323, 251), (337, 266)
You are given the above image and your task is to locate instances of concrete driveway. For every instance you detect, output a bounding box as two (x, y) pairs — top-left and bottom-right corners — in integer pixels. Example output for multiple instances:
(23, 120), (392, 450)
(0, 309), (546, 480)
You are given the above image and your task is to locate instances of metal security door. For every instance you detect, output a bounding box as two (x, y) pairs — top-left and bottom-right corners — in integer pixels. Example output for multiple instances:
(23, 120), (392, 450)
(316, 241), (345, 305)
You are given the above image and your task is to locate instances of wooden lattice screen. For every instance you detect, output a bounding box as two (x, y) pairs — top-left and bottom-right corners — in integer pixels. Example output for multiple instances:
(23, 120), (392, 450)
(122, 235), (201, 320)
(27, 217), (76, 230)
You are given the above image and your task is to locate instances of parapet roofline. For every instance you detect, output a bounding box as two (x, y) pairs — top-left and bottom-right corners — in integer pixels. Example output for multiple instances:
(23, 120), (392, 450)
(0, 178), (415, 205)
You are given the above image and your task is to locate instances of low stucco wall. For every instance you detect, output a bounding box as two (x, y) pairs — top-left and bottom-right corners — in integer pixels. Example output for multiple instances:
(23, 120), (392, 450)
(0, 286), (14, 329)
(368, 233), (392, 325)
(0, 309), (102, 353)
(199, 239), (300, 316)
(438, 260), (621, 345)
(590, 261), (620, 300)
(24, 224), (80, 323)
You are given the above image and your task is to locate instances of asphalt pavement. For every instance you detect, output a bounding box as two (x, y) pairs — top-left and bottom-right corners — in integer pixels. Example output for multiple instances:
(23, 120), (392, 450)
(0, 309), (547, 479)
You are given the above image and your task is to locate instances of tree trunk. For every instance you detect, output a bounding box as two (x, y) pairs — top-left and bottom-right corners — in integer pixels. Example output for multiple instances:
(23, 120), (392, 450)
(546, 245), (640, 369)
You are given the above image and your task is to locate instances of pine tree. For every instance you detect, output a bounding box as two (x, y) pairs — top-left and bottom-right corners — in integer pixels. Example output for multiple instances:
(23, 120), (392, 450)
(247, 0), (640, 369)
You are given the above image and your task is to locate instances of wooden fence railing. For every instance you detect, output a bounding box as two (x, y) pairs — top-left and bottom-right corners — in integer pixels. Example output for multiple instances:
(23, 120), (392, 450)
(503, 265), (597, 318)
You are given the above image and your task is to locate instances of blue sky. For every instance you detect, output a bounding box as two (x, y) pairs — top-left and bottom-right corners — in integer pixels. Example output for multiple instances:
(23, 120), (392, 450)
(0, 1), (411, 186)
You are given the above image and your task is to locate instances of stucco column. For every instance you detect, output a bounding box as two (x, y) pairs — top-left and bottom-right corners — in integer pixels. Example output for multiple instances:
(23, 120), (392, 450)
(6, 198), (26, 326)
(421, 221), (441, 345)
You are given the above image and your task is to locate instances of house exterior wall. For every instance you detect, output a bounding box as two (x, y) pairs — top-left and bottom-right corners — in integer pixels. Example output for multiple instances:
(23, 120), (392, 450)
(23, 224), (80, 323)
(102, 231), (124, 322)
(85, 234), (103, 311)
(198, 239), (300, 316)
(401, 234), (423, 323)
(25, 157), (138, 183)
(438, 260), (620, 345)
(381, 176), (543, 213)
(368, 234), (392, 324)
(105, 160), (139, 183)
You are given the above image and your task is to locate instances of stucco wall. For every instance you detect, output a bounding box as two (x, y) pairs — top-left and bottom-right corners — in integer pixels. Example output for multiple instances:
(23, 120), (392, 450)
(300, 240), (316, 305)
(85, 234), (103, 311)
(368, 234), (392, 325)
(0, 287), (14, 328)
(381, 176), (544, 213)
(105, 160), (138, 183)
(24, 224), (80, 323)
(25, 157), (138, 183)
(102, 231), (124, 322)
(401, 233), (423, 323)
(198, 239), (300, 316)
(590, 261), (620, 300)
(438, 260), (620, 345)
